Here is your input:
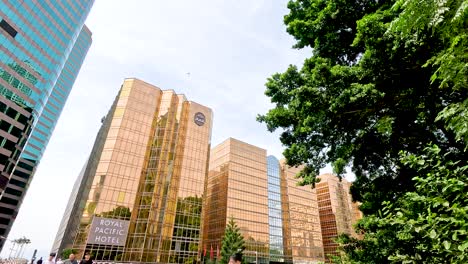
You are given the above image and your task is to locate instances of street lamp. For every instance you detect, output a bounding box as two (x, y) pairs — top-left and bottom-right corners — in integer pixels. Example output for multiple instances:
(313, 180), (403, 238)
(0, 235), (16, 259)
(15, 237), (31, 259)
(0, 236), (31, 260)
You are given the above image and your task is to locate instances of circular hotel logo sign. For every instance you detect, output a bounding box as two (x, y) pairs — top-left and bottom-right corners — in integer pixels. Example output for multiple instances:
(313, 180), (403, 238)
(194, 112), (206, 126)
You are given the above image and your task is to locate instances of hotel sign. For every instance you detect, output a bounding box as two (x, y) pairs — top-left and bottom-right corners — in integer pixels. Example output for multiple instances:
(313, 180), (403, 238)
(87, 217), (130, 246)
(194, 112), (206, 126)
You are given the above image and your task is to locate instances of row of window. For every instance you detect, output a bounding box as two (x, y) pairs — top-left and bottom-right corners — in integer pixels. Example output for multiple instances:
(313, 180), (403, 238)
(6, 0), (67, 53)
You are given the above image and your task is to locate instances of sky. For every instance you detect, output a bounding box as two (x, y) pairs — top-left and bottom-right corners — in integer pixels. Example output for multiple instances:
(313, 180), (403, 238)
(1, 0), (342, 259)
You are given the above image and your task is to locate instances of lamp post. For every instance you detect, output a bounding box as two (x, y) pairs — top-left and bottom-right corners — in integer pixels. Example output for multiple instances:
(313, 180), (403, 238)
(16, 237), (31, 259)
(0, 235), (16, 259)
(0, 236), (31, 260)
(31, 249), (37, 264)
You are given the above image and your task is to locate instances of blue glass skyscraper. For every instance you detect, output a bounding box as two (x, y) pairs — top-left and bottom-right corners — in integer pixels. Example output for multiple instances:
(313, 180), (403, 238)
(0, 0), (94, 247)
(267, 155), (286, 262)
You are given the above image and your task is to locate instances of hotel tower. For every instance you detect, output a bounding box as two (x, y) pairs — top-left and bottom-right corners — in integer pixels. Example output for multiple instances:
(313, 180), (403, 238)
(52, 78), (213, 263)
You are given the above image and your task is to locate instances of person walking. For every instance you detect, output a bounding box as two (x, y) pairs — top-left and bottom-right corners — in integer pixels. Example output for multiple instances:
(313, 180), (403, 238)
(63, 254), (78, 264)
(229, 253), (242, 264)
(78, 253), (92, 264)
(44, 253), (56, 264)
(36, 257), (43, 264)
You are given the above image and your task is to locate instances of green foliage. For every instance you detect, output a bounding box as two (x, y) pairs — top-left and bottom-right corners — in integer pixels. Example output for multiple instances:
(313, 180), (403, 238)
(260, 0), (468, 262)
(206, 258), (217, 264)
(259, 0), (468, 214)
(61, 248), (78, 260)
(172, 196), (202, 264)
(336, 145), (468, 263)
(220, 217), (246, 264)
(436, 99), (468, 144)
(99, 206), (131, 219)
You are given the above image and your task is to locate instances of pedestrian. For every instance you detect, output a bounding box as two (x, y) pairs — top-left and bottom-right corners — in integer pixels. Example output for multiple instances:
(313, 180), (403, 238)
(44, 253), (56, 264)
(63, 254), (78, 264)
(79, 253), (92, 264)
(229, 253), (242, 264)
(37, 257), (43, 264)
(56, 258), (63, 264)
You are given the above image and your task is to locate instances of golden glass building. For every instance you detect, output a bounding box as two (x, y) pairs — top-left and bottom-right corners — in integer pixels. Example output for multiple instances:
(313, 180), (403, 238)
(279, 162), (324, 263)
(203, 138), (325, 264)
(316, 173), (362, 262)
(203, 138), (270, 263)
(52, 78), (213, 263)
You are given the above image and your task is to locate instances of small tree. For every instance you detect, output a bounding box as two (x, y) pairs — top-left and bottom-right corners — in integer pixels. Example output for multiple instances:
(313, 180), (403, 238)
(61, 248), (77, 260)
(220, 217), (245, 264)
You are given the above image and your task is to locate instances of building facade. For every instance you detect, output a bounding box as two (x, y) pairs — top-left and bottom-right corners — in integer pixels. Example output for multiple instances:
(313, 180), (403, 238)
(203, 139), (325, 264)
(0, 0), (93, 248)
(280, 162), (324, 263)
(266, 156), (285, 263)
(52, 78), (213, 263)
(203, 138), (270, 264)
(316, 173), (362, 262)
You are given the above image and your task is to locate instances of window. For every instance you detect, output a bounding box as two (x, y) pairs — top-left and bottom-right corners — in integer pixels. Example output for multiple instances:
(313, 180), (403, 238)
(17, 161), (33, 171)
(4, 188), (22, 197)
(0, 153), (8, 165)
(10, 126), (22, 138)
(6, 108), (18, 119)
(17, 114), (29, 124)
(0, 102), (6, 113)
(14, 169), (29, 180)
(2, 139), (16, 152)
(0, 19), (17, 38)
(0, 207), (14, 215)
(0, 217), (10, 225)
(0, 121), (10, 132)
(114, 108), (125, 117)
(1, 197), (18, 206)
(8, 179), (26, 188)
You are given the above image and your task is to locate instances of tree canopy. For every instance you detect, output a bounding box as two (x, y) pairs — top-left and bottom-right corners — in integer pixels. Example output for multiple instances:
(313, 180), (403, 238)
(336, 144), (468, 263)
(259, 0), (467, 262)
(258, 0), (467, 213)
(60, 248), (78, 260)
(99, 206), (131, 219)
(220, 217), (246, 264)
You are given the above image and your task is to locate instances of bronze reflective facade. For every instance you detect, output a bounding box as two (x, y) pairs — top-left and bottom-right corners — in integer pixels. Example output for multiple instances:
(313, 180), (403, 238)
(204, 139), (325, 264)
(280, 162), (324, 263)
(52, 78), (212, 263)
(203, 138), (270, 263)
(316, 173), (362, 262)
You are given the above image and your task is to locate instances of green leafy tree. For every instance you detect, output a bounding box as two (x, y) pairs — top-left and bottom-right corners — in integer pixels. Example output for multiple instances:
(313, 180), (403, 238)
(337, 145), (468, 263)
(61, 248), (78, 260)
(206, 258), (216, 264)
(258, 0), (467, 214)
(259, 0), (467, 262)
(171, 196), (203, 264)
(99, 206), (131, 219)
(220, 217), (246, 264)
